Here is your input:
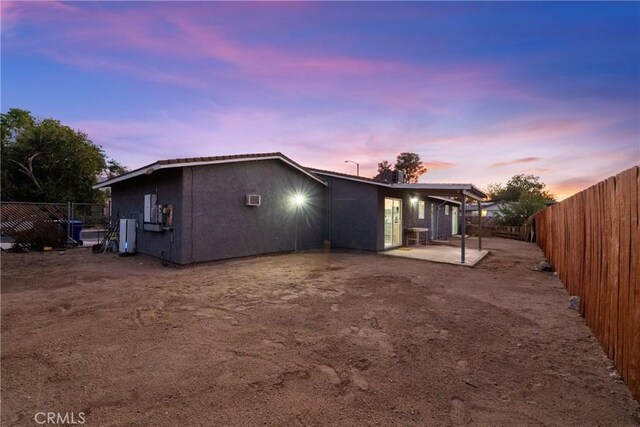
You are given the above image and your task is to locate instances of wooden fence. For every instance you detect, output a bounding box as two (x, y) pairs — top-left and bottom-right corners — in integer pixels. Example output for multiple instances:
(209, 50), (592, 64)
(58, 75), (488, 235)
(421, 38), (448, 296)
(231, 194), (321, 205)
(465, 217), (534, 242)
(535, 166), (639, 400)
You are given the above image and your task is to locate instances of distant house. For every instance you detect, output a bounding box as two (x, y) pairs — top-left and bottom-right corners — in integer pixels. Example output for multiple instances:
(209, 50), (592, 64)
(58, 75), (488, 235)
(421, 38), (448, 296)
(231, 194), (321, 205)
(94, 152), (486, 264)
(465, 201), (507, 218)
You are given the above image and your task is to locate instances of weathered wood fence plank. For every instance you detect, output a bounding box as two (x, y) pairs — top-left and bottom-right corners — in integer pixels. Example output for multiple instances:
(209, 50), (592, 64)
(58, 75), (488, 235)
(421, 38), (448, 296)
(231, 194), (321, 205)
(535, 166), (639, 400)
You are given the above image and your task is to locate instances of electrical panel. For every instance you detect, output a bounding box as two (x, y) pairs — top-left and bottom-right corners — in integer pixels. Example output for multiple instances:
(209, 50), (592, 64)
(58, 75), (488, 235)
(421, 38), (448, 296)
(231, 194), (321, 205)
(144, 194), (156, 222)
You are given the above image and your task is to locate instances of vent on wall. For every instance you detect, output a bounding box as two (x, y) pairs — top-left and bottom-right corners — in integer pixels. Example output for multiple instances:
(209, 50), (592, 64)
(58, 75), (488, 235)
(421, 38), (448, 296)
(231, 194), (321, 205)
(246, 194), (261, 206)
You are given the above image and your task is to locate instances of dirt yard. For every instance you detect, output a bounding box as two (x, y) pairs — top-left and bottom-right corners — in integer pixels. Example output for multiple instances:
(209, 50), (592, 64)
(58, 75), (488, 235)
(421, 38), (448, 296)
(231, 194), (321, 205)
(2, 238), (638, 426)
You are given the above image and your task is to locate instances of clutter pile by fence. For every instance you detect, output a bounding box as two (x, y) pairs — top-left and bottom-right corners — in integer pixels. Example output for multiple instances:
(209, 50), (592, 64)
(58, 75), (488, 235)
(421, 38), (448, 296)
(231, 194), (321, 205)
(1, 201), (108, 250)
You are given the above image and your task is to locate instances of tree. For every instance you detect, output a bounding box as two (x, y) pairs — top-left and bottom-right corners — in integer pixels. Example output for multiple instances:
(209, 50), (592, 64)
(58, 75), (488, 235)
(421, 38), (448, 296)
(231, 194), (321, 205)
(1, 108), (34, 148)
(395, 152), (427, 183)
(377, 160), (393, 173)
(105, 159), (128, 179)
(487, 174), (555, 202)
(497, 193), (548, 226)
(1, 108), (122, 203)
(1, 108), (36, 198)
(485, 182), (505, 201)
(376, 152), (427, 183)
(489, 174), (555, 226)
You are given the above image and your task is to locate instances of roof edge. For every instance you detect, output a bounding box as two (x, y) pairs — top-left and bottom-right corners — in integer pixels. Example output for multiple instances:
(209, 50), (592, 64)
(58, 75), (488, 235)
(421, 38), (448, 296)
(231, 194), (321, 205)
(93, 153), (327, 189)
(307, 168), (391, 187)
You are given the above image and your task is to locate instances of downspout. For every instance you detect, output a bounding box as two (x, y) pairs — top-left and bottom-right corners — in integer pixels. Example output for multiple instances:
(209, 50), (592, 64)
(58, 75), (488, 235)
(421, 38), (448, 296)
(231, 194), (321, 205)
(434, 200), (447, 239)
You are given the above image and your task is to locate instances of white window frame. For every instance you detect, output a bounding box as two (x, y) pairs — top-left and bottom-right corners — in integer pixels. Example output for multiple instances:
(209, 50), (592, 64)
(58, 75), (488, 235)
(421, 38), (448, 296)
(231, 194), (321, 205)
(445, 205), (450, 215)
(418, 200), (425, 219)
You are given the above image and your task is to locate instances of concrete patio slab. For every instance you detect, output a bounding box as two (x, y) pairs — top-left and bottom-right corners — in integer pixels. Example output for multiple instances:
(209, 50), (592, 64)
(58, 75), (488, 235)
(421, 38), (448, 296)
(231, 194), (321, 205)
(382, 245), (489, 267)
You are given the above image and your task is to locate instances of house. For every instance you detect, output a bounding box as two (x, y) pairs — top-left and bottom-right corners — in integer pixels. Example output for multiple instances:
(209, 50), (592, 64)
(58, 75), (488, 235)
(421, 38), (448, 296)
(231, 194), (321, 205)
(94, 153), (327, 264)
(308, 169), (469, 251)
(464, 201), (507, 218)
(94, 152), (487, 265)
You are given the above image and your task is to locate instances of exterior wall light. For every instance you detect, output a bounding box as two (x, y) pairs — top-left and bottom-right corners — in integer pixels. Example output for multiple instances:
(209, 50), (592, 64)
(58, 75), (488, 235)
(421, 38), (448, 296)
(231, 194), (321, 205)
(293, 194), (306, 207)
(410, 196), (418, 203)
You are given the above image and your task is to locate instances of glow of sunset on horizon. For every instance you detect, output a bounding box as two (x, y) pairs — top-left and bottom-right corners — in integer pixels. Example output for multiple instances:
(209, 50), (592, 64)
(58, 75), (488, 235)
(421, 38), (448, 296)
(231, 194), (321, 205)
(1, 1), (638, 200)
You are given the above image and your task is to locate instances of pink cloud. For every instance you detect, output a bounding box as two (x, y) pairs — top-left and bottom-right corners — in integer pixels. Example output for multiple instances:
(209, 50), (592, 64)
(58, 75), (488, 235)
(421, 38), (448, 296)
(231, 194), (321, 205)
(491, 157), (541, 167)
(68, 107), (638, 200)
(40, 51), (205, 88)
(421, 116), (612, 149)
(426, 161), (457, 171)
(1, 1), (77, 25)
(3, 1), (539, 111)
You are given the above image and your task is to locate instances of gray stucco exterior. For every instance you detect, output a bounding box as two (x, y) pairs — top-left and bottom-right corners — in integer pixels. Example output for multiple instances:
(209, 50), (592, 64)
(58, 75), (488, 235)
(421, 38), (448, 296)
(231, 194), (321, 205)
(181, 159), (325, 264)
(323, 176), (380, 251)
(111, 159), (325, 264)
(321, 175), (461, 252)
(107, 156), (470, 264)
(111, 168), (184, 264)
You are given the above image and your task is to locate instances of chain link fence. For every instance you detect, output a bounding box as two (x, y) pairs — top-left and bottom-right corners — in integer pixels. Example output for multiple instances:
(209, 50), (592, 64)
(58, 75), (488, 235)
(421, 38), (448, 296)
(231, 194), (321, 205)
(0, 201), (109, 251)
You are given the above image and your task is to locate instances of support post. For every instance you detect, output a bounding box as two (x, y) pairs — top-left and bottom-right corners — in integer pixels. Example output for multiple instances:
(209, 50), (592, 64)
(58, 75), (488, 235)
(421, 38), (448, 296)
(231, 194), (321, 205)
(67, 202), (72, 248)
(460, 195), (466, 263)
(478, 200), (482, 251)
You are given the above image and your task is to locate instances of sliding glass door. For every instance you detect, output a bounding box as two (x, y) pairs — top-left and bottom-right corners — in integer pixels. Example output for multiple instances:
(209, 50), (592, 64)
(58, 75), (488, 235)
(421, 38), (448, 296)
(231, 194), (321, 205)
(384, 198), (402, 247)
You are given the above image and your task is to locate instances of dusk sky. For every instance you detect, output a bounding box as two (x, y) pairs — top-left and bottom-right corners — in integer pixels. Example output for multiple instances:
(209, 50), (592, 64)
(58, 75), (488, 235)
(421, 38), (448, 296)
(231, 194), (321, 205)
(2, 1), (639, 200)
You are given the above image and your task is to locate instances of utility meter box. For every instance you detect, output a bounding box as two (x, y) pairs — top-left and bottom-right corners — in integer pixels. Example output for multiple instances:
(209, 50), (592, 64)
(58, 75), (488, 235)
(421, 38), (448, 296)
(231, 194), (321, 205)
(119, 219), (137, 254)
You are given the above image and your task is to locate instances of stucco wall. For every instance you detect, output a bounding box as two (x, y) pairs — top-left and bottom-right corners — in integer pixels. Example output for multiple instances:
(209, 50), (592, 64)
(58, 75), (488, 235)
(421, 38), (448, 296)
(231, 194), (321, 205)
(429, 199), (460, 238)
(181, 159), (326, 264)
(377, 189), (461, 248)
(321, 176), (380, 251)
(110, 164), (466, 262)
(399, 194), (434, 243)
(110, 168), (183, 263)
(321, 179), (463, 251)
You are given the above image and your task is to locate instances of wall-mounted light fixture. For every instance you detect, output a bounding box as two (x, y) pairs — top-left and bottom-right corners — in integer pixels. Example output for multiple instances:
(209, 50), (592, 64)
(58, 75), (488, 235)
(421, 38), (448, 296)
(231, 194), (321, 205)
(293, 194), (306, 207)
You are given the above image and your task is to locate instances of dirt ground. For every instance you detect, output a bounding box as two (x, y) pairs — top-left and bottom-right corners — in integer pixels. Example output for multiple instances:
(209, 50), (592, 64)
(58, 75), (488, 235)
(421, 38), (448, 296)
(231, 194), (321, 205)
(2, 238), (638, 426)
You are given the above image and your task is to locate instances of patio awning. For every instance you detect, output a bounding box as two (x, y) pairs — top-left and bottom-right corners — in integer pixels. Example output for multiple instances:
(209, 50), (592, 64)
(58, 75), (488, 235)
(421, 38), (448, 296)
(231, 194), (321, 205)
(309, 168), (488, 264)
(391, 183), (487, 264)
(390, 183), (487, 201)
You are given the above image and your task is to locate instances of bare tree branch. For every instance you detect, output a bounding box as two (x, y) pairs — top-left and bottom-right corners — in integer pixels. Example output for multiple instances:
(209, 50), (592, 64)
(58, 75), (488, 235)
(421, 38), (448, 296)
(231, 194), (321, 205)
(9, 153), (42, 191)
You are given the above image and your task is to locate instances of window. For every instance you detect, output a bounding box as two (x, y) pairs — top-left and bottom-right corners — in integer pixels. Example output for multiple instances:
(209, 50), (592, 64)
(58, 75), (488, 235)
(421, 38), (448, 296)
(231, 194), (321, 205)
(445, 205), (450, 215)
(418, 200), (425, 219)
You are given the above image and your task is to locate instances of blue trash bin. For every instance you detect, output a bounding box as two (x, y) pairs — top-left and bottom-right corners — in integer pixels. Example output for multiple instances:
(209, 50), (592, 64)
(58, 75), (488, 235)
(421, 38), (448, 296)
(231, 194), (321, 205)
(70, 220), (84, 244)
(60, 220), (84, 245)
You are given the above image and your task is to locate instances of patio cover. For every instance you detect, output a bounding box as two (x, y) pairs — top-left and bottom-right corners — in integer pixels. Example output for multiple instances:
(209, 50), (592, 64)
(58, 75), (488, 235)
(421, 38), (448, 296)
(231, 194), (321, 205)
(392, 183), (487, 263)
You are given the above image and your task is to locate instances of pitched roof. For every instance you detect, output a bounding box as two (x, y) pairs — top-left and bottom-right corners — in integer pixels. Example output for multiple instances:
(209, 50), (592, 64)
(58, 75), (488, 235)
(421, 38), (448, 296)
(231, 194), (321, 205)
(94, 152), (486, 200)
(307, 168), (391, 187)
(93, 152), (327, 189)
(308, 168), (486, 200)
